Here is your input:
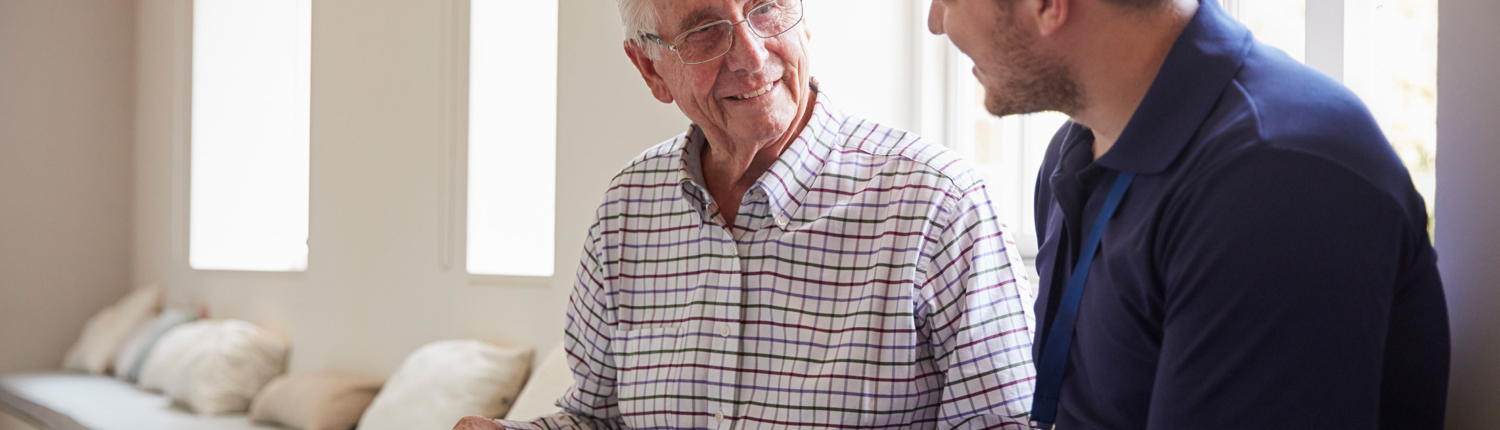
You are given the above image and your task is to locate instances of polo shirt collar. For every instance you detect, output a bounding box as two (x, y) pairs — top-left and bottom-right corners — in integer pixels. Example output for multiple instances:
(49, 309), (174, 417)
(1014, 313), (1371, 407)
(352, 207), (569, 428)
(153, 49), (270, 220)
(1095, 0), (1254, 174)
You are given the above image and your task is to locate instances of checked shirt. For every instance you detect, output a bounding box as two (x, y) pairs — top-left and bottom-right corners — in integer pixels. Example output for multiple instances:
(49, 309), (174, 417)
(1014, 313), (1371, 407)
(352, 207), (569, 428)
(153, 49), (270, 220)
(497, 92), (1037, 429)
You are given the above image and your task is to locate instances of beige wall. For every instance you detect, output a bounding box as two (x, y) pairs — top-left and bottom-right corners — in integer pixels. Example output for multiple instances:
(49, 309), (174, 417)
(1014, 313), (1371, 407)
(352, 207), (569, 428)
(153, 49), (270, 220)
(0, 0), (136, 373)
(132, 0), (683, 376)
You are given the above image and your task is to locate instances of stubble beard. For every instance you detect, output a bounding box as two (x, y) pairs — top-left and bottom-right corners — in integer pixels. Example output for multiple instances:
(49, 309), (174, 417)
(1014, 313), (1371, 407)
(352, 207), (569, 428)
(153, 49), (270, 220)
(981, 13), (1084, 118)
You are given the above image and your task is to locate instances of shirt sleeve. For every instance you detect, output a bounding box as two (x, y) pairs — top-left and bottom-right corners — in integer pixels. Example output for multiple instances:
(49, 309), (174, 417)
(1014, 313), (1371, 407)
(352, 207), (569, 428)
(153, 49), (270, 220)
(1148, 149), (1448, 428)
(918, 178), (1038, 428)
(493, 219), (629, 430)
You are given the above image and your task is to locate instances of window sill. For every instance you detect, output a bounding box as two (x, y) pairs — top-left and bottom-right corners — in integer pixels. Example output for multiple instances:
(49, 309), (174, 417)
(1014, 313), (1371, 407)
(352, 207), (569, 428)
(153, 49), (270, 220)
(468, 273), (553, 288)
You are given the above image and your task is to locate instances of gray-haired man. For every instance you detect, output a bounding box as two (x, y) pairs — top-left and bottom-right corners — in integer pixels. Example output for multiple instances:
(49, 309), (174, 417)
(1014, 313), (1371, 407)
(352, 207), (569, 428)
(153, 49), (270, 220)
(456, 0), (1038, 428)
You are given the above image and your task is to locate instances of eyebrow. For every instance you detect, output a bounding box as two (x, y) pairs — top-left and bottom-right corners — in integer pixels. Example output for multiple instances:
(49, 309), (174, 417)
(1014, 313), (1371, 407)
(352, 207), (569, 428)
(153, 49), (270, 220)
(676, 6), (719, 34)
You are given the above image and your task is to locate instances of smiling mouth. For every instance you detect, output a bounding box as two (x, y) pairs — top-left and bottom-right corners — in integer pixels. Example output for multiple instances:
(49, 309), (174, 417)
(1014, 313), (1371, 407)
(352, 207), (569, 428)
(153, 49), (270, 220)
(731, 80), (778, 100)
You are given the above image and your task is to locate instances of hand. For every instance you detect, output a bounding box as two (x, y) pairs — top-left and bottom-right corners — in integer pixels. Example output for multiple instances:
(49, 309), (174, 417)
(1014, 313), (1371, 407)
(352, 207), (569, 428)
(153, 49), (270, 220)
(453, 415), (506, 430)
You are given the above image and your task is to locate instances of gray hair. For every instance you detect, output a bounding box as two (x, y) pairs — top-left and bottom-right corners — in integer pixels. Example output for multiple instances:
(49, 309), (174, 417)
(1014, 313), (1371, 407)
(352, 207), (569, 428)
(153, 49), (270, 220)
(617, 0), (661, 52)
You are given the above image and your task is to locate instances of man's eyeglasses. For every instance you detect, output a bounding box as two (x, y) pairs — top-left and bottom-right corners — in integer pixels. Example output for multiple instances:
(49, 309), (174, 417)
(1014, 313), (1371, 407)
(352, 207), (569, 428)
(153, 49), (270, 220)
(642, 0), (805, 65)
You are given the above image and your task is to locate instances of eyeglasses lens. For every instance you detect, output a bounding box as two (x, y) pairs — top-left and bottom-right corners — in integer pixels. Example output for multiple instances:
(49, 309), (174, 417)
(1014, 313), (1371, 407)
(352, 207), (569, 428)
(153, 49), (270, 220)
(675, 0), (802, 64)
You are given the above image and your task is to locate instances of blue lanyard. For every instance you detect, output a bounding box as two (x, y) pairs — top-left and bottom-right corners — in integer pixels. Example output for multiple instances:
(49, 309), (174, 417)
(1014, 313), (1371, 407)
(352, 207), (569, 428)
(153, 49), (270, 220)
(1030, 171), (1135, 428)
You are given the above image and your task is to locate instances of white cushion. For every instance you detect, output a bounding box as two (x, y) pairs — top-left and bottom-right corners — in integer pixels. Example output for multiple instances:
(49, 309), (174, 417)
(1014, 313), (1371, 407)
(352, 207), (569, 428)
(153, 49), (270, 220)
(504, 343), (572, 420)
(357, 340), (532, 430)
(62, 285), (163, 375)
(163, 320), (290, 415)
(0, 372), (283, 430)
(137, 321), (215, 392)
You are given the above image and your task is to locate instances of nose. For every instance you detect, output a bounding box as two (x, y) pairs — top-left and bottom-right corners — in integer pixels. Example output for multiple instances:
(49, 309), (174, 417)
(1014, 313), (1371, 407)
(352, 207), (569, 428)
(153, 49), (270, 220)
(721, 21), (770, 73)
(928, 0), (945, 35)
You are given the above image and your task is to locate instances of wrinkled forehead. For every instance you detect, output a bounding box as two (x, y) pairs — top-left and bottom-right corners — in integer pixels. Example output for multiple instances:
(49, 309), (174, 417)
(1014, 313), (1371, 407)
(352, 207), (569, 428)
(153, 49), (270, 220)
(649, 0), (758, 34)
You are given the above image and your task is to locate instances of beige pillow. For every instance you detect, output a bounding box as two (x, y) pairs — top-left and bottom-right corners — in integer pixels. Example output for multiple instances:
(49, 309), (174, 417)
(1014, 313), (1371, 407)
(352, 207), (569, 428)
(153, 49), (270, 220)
(250, 372), (382, 430)
(165, 319), (290, 415)
(62, 284), (163, 374)
(357, 340), (532, 430)
(138, 320), (215, 392)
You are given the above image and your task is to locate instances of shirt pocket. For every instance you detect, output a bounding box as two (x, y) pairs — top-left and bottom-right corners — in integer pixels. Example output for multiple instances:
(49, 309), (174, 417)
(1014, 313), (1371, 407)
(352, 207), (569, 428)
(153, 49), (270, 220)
(614, 326), (686, 427)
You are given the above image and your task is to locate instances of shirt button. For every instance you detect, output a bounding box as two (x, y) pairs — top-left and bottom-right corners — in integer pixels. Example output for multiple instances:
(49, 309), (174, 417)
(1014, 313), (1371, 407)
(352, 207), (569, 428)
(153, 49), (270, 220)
(720, 325), (732, 337)
(775, 214), (789, 228)
(715, 410), (725, 422)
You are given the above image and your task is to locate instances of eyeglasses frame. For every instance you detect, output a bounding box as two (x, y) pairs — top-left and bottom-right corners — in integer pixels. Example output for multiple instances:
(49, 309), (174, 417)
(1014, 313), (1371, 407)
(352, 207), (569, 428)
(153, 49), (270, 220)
(640, 0), (805, 65)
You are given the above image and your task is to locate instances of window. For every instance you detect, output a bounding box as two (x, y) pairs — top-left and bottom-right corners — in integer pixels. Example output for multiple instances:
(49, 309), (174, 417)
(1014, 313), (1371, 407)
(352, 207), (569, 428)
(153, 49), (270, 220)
(1343, 0), (1439, 234)
(810, 1), (1437, 257)
(1220, 0), (1306, 62)
(466, 0), (558, 277)
(1224, 0), (1439, 233)
(945, 0), (1441, 256)
(966, 118), (1067, 257)
(189, 0), (312, 272)
(805, 0), (918, 129)
(811, 0), (1060, 256)
(952, 54), (1067, 257)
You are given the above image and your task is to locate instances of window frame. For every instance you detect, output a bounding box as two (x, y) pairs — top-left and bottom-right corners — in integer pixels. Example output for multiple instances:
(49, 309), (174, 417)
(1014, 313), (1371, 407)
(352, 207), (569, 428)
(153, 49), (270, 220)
(452, 0), (560, 285)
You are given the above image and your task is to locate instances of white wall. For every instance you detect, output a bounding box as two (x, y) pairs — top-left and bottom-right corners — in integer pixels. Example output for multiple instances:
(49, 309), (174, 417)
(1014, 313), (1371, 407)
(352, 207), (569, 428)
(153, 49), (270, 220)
(133, 0), (683, 376)
(1437, 0), (1500, 427)
(131, 0), (930, 377)
(0, 0), (135, 373)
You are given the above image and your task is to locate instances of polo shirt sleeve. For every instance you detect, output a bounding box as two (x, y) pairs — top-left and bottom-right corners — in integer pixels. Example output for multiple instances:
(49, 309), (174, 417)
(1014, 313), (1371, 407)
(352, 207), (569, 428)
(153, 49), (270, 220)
(918, 177), (1038, 428)
(1147, 147), (1446, 428)
(496, 218), (628, 429)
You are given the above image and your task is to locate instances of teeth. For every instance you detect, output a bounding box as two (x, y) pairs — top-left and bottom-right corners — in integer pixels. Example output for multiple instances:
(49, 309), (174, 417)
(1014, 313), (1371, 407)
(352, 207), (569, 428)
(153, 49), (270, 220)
(733, 82), (776, 100)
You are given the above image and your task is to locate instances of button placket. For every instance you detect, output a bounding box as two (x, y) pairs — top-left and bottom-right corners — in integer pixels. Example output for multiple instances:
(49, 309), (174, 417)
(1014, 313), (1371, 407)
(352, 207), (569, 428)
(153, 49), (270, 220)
(705, 238), (744, 429)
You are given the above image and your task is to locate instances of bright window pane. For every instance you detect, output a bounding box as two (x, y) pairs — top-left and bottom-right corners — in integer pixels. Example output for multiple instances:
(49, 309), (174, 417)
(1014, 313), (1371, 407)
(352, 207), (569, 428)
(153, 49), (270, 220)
(970, 111), (1068, 257)
(1344, 0), (1438, 232)
(806, 0), (913, 129)
(946, 42), (1067, 257)
(190, 0), (311, 272)
(467, 0), (557, 277)
(966, 86), (1068, 256)
(1222, 0), (1307, 62)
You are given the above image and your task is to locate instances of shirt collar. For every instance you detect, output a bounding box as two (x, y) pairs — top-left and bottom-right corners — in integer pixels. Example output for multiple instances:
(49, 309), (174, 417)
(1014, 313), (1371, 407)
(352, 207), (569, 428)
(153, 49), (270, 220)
(677, 84), (841, 229)
(1094, 0), (1253, 174)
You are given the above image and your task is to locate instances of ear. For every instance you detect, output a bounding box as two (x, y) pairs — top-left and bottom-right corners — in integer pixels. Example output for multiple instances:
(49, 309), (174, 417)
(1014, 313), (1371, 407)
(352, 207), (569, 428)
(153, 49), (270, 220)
(624, 41), (675, 104)
(801, 13), (812, 40)
(1035, 0), (1069, 37)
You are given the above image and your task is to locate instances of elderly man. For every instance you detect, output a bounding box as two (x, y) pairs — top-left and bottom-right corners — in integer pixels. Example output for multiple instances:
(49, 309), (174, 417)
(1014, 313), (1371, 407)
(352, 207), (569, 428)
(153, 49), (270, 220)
(929, 0), (1449, 429)
(455, 0), (1036, 429)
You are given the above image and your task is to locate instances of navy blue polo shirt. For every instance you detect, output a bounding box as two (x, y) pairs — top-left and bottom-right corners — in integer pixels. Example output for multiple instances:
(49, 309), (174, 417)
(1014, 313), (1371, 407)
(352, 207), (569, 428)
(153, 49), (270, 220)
(1032, 1), (1450, 429)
